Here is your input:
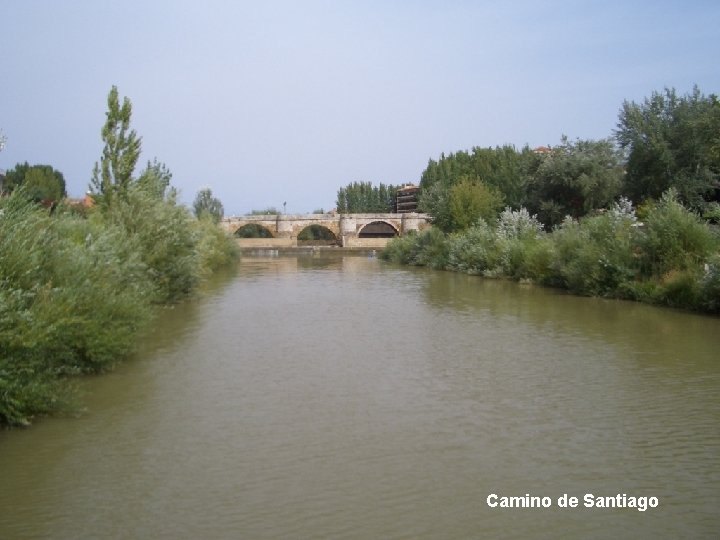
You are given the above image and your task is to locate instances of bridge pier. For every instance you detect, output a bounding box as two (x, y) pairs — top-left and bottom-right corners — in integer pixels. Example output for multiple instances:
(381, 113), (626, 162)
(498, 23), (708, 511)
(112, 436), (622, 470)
(275, 215), (294, 239)
(401, 213), (423, 234)
(339, 215), (357, 247)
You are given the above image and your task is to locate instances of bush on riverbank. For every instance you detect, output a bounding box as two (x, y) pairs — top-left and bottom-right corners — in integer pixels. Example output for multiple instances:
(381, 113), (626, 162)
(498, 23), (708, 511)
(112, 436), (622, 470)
(382, 192), (720, 314)
(0, 189), (238, 427)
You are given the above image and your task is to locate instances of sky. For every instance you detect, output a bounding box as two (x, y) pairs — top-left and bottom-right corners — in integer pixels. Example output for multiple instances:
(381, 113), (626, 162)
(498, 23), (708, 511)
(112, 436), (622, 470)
(2, 0), (719, 215)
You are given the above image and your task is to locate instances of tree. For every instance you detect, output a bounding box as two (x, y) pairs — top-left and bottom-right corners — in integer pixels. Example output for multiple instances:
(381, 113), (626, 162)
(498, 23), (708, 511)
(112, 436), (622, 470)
(449, 176), (504, 230)
(419, 145), (538, 209)
(3, 162), (67, 202)
(90, 86), (142, 206)
(336, 181), (397, 213)
(137, 159), (173, 200)
(527, 136), (624, 227)
(418, 181), (453, 232)
(193, 188), (224, 222)
(616, 86), (720, 209)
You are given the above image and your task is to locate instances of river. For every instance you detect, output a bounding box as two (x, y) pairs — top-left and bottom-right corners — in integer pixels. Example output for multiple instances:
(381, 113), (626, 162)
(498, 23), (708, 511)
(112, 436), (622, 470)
(1, 254), (719, 539)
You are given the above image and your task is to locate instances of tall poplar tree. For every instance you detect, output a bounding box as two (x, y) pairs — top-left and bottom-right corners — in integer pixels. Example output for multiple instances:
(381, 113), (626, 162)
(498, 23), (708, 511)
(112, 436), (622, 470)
(193, 188), (224, 223)
(90, 86), (141, 206)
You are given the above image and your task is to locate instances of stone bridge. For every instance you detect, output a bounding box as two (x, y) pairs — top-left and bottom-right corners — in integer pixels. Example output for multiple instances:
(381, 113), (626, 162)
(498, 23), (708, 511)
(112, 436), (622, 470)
(220, 213), (430, 248)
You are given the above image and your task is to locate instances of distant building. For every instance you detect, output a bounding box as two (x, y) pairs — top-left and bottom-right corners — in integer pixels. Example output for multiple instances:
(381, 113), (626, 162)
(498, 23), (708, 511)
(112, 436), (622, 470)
(533, 146), (553, 155)
(394, 184), (419, 213)
(64, 192), (95, 210)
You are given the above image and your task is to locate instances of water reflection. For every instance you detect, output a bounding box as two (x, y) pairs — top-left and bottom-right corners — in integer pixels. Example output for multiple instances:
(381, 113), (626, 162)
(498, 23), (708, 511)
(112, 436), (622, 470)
(419, 268), (720, 369)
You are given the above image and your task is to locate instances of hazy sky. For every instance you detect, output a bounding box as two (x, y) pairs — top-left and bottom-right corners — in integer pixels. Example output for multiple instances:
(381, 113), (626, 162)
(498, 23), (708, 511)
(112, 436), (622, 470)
(2, 0), (718, 214)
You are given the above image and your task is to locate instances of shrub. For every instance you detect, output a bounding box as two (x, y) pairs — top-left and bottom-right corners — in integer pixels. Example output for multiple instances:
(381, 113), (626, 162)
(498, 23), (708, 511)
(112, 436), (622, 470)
(0, 184), (239, 426)
(637, 189), (718, 277)
(549, 207), (637, 296)
(654, 270), (703, 309)
(447, 220), (497, 274)
(409, 227), (450, 269)
(699, 255), (720, 313)
(382, 228), (449, 269)
(702, 202), (720, 223)
(494, 207), (545, 279)
(381, 233), (420, 265)
(0, 195), (153, 425)
(522, 235), (556, 284)
(47, 214), (154, 371)
(98, 184), (201, 303)
(194, 215), (240, 276)
(496, 206), (545, 241)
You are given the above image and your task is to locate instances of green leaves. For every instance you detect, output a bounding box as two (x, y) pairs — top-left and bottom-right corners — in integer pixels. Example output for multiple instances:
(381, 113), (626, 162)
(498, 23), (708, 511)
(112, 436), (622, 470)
(617, 86), (720, 209)
(0, 194), (152, 425)
(0, 87), (239, 427)
(193, 187), (224, 223)
(336, 181), (397, 213)
(448, 177), (504, 231)
(528, 136), (624, 225)
(3, 162), (67, 202)
(90, 85), (142, 206)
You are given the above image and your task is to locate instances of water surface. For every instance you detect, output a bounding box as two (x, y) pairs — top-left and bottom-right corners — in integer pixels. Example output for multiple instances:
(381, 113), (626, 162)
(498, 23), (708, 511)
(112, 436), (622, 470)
(1, 255), (719, 539)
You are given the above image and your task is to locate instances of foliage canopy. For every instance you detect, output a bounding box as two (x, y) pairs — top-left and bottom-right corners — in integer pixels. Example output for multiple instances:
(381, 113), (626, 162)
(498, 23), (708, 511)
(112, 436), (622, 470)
(616, 86), (720, 209)
(3, 162), (67, 202)
(336, 181), (397, 213)
(193, 187), (225, 223)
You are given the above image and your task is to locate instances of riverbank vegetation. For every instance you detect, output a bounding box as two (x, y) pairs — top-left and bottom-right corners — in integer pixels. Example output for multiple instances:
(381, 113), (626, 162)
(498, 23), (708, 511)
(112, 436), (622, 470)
(0, 87), (238, 427)
(383, 86), (720, 314)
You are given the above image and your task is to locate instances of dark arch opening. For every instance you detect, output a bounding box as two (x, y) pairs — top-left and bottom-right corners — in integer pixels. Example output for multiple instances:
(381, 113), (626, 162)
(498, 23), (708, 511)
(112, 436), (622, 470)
(297, 225), (338, 246)
(235, 223), (274, 238)
(358, 221), (398, 238)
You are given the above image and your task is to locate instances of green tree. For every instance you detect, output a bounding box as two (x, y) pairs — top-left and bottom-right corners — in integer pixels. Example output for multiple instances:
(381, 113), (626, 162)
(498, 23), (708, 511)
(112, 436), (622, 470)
(193, 187), (224, 223)
(419, 145), (538, 209)
(3, 162), (67, 202)
(137, 159), (173, 200)
(90, 86), (142, 206)
(336, 181), (397, 213)
(418, 181), (453, 232)
(527, 136), (624, 227)
(449, 176), (504, 230)
(616, 86), (720, 208)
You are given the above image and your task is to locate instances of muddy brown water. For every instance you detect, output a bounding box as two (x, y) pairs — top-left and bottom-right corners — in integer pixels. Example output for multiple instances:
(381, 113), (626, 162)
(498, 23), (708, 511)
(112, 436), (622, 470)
(1, 254), (718, 539)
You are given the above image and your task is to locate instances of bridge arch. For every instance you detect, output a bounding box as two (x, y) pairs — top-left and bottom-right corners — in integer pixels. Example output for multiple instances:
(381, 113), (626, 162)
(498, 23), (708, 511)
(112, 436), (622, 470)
(297, 224), (339, 245)
(235, 223), (274, 238)
(358, 220), (399, 238)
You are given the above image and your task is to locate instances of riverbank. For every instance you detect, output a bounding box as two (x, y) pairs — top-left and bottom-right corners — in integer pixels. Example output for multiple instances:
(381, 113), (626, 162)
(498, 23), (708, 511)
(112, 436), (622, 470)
(0, 188), (239, 427)
(382, 194), (720, 315)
